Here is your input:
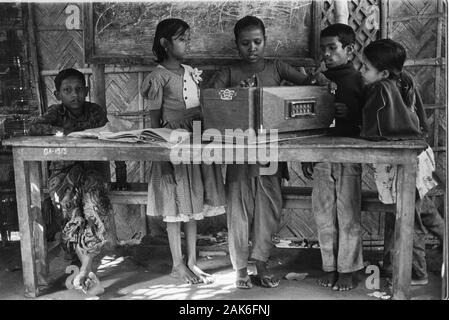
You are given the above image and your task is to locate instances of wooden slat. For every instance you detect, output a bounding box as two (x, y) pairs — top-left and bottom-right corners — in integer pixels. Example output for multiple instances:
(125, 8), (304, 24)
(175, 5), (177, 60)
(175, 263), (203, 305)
(404, 58), (445, 66)
(387, 13), (444, 22)
(108, 184), (395, 212)
(26, 3), (46, 114)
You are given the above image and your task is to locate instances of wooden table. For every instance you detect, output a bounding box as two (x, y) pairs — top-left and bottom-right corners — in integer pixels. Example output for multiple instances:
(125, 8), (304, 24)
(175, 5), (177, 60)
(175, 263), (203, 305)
(3, 135), (428, 299)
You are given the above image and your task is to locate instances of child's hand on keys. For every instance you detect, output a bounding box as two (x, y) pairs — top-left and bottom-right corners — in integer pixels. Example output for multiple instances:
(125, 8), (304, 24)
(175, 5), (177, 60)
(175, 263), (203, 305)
(335, 102), (349, 118)
(328, 81), (337, 95)
(240, 74), (257, 87)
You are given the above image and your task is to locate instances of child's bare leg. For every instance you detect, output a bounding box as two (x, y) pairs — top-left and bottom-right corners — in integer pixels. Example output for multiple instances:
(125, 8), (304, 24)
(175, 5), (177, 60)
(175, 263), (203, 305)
(317, 271), (338, 288)
(332, 272), (354, 291)
(166, 222), (200, 284)
(75, 245), (93, 282)
(73, 245), (105, 295)
(185, 220), (214, 284)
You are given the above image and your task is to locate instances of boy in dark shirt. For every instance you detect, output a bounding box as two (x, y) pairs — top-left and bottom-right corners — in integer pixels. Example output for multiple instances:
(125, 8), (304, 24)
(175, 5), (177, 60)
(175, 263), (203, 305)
(302, 24), (365, 291)
(30, 68), (123, 295)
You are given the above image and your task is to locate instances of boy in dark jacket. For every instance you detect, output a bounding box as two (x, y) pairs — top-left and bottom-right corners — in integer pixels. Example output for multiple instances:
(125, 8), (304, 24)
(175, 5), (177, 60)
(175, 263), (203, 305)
(302, 24), (365, 291)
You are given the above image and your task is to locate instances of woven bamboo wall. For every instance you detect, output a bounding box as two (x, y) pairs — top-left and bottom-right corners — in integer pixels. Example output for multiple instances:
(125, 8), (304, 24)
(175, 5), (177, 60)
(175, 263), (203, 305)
(31, 1), (446, 242)
(386, 0), (447, 239)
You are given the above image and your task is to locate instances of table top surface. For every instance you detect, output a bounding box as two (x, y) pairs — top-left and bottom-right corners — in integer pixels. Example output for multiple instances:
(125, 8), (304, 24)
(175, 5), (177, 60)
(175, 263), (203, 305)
(2, 135), (429, 150)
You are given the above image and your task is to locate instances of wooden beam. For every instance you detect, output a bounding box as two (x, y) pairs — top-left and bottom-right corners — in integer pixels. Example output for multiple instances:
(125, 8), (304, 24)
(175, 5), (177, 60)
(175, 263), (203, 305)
(91, 64), (106, 109)
(83, 3), (94, 63)
(138, 71), (147, 236)
(25, 3), (46, 114)
(404, 58), (445, 67)
(387, 13), (445, 22)
(380, 0), (388, 39)
(434, 0), (443, 151)
(312, 0), (323, 63)
(108, 185), (396, 212)
(40, 64), (226, 77)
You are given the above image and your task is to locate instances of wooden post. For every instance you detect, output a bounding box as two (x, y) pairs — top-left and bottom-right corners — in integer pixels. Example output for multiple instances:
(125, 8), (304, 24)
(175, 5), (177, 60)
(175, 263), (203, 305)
(12, 153), (39, 297)
(333, 0), (349, 24)
(392, 161), (417, 300)
(380, 0), (388, 39)
(91, 64), (106, 109)
(311, 0), (323, 63)
(138, 71), (147, 236)
(25, 3), (46, 114)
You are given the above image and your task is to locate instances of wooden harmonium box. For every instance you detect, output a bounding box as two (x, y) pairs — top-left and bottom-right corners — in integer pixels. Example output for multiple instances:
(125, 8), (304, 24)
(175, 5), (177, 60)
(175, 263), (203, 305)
(201, 86), (335, 136)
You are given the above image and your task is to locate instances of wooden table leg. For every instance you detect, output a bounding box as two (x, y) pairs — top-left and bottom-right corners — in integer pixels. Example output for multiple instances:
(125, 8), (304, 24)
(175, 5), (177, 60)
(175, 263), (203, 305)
(392, 163), (416, 300)
(12, 152), (39, 297)
(29, 161), (48, 287)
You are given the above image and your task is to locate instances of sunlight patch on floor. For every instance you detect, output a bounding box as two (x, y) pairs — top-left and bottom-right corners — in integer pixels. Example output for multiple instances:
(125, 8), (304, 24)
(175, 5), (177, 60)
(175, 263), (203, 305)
(97, 255), (126, 273)
(125, 269), (236, 300)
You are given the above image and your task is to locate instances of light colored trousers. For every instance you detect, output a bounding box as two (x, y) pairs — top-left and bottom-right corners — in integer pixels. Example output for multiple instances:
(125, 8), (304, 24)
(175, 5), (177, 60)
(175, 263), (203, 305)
(226, 174), (282, 270)
(312, 162), (364, 273)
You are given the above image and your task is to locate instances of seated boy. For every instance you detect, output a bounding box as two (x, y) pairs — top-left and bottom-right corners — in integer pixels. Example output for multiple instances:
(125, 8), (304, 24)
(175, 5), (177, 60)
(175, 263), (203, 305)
(29, 68), (124, 295)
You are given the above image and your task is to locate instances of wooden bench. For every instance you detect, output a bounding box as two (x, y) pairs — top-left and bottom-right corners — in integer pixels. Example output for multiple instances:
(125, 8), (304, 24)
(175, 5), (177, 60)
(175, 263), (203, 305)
(108, 182), (395, 212)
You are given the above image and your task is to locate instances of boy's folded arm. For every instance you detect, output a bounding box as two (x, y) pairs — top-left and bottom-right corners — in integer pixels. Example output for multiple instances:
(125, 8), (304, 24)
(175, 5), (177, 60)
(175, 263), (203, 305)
(29, 122), (64, 136)
(29, 107), (63, 135)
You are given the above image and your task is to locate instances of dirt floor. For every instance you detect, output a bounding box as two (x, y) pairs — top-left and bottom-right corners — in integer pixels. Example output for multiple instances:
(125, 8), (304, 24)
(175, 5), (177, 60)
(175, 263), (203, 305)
(0, 237), (443, 301)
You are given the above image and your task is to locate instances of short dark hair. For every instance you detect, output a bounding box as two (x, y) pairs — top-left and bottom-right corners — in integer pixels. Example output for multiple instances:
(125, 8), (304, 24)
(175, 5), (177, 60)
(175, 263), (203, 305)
(234, 15), (266, 40)
(320, 23), (356, 48)
(363, 39), (415, 107)
(153, 18), (190, 63)
(54, 68), (85, 91)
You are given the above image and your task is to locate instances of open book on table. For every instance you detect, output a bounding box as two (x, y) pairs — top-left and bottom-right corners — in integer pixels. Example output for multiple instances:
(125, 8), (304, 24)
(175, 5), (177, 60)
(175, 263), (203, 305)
(68, 124), (191, 148)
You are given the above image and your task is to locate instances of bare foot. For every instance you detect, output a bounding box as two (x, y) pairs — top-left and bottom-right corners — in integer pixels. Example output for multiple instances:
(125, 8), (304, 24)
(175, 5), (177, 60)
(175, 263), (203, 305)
(84, 272), (105, 296)
(254, 260), (280, 288)
(73, 270), (89, 290)
(188, 264), (215, 284)
(317, 271), (337, 288)
(171, 264), (201, 285)
(332, 272), (354, 291)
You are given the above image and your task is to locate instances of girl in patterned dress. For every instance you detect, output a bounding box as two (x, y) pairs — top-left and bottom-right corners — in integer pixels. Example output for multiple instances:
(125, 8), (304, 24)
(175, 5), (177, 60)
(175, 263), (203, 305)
(141, 18), (226, 284)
